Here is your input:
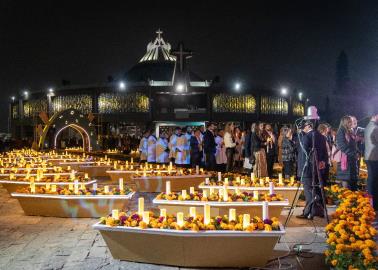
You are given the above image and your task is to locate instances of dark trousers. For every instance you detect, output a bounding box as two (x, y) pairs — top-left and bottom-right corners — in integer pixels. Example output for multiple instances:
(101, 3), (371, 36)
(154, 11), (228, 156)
(302, 177), (324, 217)
(366, 160), (378, 211)
(283, 161), (293, 178)
(191, 153), (202, 168)
(205, 152), (216, 171)
(226, 148), (235, 172)
(266, 154), (275, 178)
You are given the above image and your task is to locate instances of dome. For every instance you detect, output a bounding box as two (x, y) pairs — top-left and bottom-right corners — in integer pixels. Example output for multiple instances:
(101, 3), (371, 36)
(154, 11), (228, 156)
(125, 60), (175, 83)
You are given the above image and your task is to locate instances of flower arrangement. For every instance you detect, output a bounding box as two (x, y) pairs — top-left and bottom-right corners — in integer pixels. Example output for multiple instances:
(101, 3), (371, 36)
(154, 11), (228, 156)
(100, 211), (281, 232)
(325, 185), (347, 205)
(6, 175), (88, 183)
(325, 189), (378, 269)
(16, 185), (132, 196)
(134, 168), (207, 177)
(203, 178), (299, 188)
(156, 191), (284, 202)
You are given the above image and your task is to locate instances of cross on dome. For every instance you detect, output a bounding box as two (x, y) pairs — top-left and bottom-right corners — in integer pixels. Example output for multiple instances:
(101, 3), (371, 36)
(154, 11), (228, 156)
(139, 29), (176, 62)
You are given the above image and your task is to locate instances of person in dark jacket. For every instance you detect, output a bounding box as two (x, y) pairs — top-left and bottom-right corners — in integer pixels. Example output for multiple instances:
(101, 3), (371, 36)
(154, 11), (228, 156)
(282, 127), (296, 178)
(203, 122), (217, 171)
(336, 115), (359, 191)
(264, 124), (277, 178)
(250, 122), (268, 177)
(296, 121), (328, 220)
(190, 129), (203, 167)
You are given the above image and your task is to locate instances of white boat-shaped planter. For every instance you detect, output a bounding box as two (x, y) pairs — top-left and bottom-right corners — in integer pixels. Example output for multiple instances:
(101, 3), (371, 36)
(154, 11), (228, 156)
(11, 192), (135, 218)
(59, 161), (96, 170)
(199, 185), (303, 205)
(133, 174), (212, 193)
(0, 172), (75, 178)
(93, 222), (285, 268)
(79, 165), (113, 177)
(106, 170), (176, 184)
(0, 179), (97, 193)
(153, 198), (289, 218)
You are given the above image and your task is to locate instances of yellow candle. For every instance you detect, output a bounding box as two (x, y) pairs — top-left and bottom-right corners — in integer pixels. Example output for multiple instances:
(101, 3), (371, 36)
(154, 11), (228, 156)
(253, 190), (259, 201)
(269, 182), (274, 195)
(236, 176), (240, 183)
(138, 197), (144, 215)
(104, 185), (109, 194)
(182, 190), (187, 199)
(160, 208), (167, 220)
(241, 178), (245, 186)
(176, 212), (184, 226)
(112, 209), (119, 220)
(189, 207), (196, 218)
(265, 177), (270, 183)
(235, 187), (240, 195)
(130, 165), (133, 170)
(80, 183), (85, 190)
(189, 187), (195, 194)
(131, 157), (133, 164)
(74, 180), (79, 194)
(259, 178), (264, 186)
(202, 189), (208, 198)
(251, 172), (255, 181)
(279, 173), (283, 185)
(243, 214), (250, 229)
(68, 183), (73, 191)
(263, 201), (269, 220)
(67, 166), (71, 171)
(30, 183), (35, 193)
(209, 187), (215, 195)
(157, 164), (160, 169)
(223, 186), (228, 201)
(200, 168), (204, 173)
(143, 171), (147, 177)
(205, 177), (210, 185)
(169, 161), (173, 170)
(224, 178), (229, 186)
(118, 178), (123, 192)
(84, 173), (89, 179)
(166, 181), (171, 194)
(142, 211), (150, 224)
(229, 208), (236, 221)
(204, 204), (211, 225)
(218, 172), (221, 182)
(195, 165), (199, 174)
(51, 185), (57, 192)
(290, 176), (295, 185)
(46, 183), (50, 190)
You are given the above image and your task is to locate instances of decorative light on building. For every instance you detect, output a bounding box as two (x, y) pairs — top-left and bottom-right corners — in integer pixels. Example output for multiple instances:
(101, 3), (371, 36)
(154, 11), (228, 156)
(234, 82), (241, 92)
(176, 83), (185, 92)
(280, 87), (288, 96)
(119, 81), (126, 90)
(298, 92), (303, 100)
(11, 96), (15, 101)
(49, 88), (54, 93)
(23, 90), (29, 98)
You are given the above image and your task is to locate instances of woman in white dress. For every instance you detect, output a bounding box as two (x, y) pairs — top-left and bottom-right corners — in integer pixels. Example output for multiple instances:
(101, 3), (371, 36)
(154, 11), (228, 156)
(215, 130), (227, 172)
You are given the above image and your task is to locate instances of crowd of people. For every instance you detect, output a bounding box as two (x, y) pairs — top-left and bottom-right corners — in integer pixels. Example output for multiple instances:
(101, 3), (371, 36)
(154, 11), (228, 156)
(138, 113), (378, 220)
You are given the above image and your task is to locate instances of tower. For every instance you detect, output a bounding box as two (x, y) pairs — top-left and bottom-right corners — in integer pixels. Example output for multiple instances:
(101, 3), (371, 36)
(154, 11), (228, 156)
(335, 50), (350, 95)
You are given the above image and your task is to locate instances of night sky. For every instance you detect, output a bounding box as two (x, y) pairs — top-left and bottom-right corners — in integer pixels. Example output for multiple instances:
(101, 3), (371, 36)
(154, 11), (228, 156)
(1, 1), (378, 132)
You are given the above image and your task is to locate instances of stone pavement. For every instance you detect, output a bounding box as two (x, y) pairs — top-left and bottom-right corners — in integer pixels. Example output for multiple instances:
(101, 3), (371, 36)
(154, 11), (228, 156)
(0, 186), (331, 270)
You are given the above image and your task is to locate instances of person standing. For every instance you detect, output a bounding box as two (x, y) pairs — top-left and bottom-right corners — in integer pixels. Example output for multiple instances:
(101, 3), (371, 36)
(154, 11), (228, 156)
(234, 127), (243, 168)
(184, 127), (192, 166)
(156, 133), (169, 164)
(147, 131), (157, 163)
(168, 128), (180, 163)
(264, 124), (277, 178)
(138, 130), (150, 162)
(224, 122), (236, 172)
(190, 129), (203, 167)
(215, 130), (227, 172)
(336, 116), (359, 191)
(364, 113), (378, 211)
(282, 128), (296, 178)
(250, 123), (268, 178)
(296, 121), (328, 219)
(318, 124), (332, 186)
(203, 122), (217, 170)
(175, 128), (190, 167)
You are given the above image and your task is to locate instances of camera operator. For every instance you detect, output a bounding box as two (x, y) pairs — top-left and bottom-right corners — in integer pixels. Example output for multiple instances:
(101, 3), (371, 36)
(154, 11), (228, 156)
(296, 120), (329, 220)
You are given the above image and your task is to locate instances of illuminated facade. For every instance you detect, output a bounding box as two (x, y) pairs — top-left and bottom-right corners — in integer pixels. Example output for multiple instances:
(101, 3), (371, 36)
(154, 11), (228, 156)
(10, 30), (305, 141)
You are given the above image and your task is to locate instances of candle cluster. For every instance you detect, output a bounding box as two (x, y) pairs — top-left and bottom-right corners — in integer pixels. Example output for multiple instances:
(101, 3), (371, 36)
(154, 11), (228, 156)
(101, 205), (281, 232)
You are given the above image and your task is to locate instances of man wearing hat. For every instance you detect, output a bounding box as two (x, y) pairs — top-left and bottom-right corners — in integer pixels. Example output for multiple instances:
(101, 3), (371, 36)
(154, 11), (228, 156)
(296, 120), (329, 220)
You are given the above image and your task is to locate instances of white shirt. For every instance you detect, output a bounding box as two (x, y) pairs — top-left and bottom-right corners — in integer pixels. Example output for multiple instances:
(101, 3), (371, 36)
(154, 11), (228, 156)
(224, 132), (236, 148)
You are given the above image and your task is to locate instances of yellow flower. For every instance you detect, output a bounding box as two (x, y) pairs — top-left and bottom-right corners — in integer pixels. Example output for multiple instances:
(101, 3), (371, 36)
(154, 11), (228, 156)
(331, 259), (337, 266)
